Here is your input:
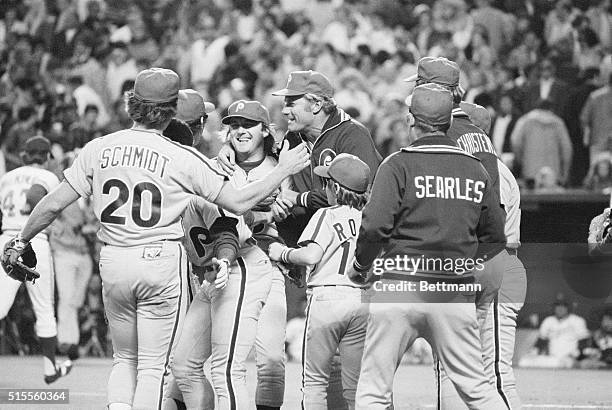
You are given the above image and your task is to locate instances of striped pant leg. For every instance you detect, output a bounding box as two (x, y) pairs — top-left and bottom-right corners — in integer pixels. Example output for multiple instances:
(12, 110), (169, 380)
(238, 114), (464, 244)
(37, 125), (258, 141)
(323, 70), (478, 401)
(210, 256), (272, 410)
(132, 242), (188, 410)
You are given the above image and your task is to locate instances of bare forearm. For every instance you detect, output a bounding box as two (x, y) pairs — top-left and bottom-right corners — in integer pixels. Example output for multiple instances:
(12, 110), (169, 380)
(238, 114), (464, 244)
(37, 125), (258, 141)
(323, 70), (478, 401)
(21, 197), (65, 241)
(286, 246), (322, 266)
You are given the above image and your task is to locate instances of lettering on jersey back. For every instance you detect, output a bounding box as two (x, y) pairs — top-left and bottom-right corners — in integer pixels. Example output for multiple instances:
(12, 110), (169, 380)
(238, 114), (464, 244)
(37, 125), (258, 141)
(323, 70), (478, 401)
(456, 132), (496, 156)
(332, 218), (358, 242)
(414, 176), (484, 203)
(100, 145), (171, 178)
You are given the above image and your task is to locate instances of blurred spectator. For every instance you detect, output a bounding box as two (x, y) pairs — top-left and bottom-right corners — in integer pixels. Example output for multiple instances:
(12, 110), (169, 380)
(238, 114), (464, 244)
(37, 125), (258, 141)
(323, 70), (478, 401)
(490, 93), (518, 169)
(581, 72), (612, 165)
(67, 104), (105, 151)
(567, 68), (601, 186)
(574, 27), (603, 72)
(2, 106), (39, 171)
(471, 0), (515, 56)
(66, 75), (109, 127)
(433, 0), (474, 53)
(105, 42), (138, 103)
(523, 58), (569, 116)
(583, 152), (612, 193)
(586, 0), (612, 51)
(412, 4), (434, 56)
(579, 310), (612, 369)
(544, 0), (578, 48)
(511, 99), (573, 186)
(335, 68), (375, 124)
(519, 298), (590, 368)
(78, 274), (108, 357)
(468, 25), (496, 69)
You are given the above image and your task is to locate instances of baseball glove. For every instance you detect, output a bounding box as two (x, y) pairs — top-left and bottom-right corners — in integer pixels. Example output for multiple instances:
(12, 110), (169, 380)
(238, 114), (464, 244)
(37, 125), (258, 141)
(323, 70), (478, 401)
(1, 236), (40, 283)
(276, 261), (305, 288)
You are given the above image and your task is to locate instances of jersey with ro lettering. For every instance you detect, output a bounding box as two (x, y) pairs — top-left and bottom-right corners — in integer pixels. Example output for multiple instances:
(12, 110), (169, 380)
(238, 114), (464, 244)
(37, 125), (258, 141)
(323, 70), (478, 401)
(63, 128), (226, 246)
(0, 165), (59, 231)
(181, 195), (252, 267)
(298, 205), (363, 287)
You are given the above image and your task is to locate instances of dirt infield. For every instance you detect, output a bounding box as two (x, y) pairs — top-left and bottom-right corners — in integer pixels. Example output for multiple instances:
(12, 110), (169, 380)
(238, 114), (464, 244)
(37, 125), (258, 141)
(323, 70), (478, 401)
(0, 356), (611, 409)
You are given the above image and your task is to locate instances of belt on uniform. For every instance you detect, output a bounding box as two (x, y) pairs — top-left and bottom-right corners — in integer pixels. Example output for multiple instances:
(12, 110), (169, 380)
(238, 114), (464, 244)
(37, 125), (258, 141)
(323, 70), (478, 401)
(506, 247), (518, 256)
(103, 238), (182, 247)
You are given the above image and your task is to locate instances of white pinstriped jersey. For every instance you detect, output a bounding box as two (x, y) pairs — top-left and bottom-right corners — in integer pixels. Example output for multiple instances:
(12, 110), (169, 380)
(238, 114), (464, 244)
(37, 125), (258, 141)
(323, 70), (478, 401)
(63, 128), (226, 246)
(498, 159), (521, 247)
(298, 205), (363, 287)
(0, 166), (59, 232)
(181, 195), (252, 267)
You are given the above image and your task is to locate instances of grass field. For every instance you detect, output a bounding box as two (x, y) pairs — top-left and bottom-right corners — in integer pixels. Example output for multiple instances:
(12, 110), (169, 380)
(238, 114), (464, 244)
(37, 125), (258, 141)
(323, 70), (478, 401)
(0, 356), (611, 409)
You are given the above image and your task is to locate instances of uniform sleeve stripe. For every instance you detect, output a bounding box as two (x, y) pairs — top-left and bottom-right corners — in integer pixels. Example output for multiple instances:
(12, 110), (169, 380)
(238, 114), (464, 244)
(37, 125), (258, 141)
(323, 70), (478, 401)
(309, 209), (328, 242)
(161, 135), (226, 177)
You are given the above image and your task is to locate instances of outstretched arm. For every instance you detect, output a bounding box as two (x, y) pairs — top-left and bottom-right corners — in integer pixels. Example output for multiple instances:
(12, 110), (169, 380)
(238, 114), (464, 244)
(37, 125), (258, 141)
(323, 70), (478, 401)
(20, 181), (81, 242)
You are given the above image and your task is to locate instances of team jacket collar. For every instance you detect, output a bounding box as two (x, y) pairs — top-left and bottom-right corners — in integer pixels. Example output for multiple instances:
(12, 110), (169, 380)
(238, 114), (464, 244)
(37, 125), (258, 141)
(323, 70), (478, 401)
(401, 135), (477, 159)
(452, 107), (469, 118)
(321, 108), (351, 136)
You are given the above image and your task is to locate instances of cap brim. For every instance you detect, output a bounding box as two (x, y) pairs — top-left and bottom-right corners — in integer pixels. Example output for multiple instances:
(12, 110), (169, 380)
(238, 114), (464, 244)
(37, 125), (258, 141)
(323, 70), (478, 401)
(178, 90), (188, 100)
(403, 73), (418, 82)
(221, 114), (260, 125)
(313, 165), (330, 178)
(203, 102), (216, 113)
(271, 88), (305, 97)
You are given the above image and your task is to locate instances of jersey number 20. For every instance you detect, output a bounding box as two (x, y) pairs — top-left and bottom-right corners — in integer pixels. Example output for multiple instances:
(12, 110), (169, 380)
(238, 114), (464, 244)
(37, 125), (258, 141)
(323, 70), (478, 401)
(101, 178), (162, 227)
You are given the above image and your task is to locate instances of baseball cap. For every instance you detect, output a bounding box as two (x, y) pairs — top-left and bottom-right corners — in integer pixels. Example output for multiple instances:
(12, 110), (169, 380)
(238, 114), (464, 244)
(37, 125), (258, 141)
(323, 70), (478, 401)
(222, 100), (270, 126)
(404, 56), (460, 87)
(133, 67), (187, 103)
(24, 136), (51, 154)
(176, 89), (215, 122)
(314, 153), (370, 194)
(272, 70), (334, 98)
(460, 101), (491, 134)
(410, 83), (453, 126)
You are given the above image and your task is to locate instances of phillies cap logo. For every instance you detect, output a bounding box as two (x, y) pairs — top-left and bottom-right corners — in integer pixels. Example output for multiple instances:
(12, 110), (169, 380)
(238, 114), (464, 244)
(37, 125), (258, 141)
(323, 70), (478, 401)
(236, 102), (245, 111)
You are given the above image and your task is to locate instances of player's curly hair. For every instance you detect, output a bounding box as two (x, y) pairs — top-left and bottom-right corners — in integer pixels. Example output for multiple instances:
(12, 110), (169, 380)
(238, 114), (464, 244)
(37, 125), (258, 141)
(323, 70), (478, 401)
(329, 181), (370, 211)
(124, 91), (177, 129)
(303, 93), (337, 115)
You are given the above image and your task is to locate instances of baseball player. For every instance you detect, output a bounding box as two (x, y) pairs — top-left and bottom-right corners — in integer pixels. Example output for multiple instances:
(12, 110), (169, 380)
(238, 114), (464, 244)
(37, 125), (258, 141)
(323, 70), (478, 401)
(268, 153), (371, 410)
(348, 84), (507, 410)
(0, 136), (72, 384)
(588, 194), (612, 257)
(406, 57), (527, 409)
(175, 88), (216, 155)
(4, 67), (310, 410)
(221, 100), (288, 410)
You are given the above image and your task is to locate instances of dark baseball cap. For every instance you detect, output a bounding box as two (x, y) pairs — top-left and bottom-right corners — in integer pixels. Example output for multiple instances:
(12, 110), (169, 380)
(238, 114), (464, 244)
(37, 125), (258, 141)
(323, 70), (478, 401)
(272, 70), (334, 98)
(24, 136), (51, 154)
(222, 100), (270, 126)
(410, 83), (453, 126)
(176, 89), (215, 122)
(460, 102), (491, 133)
(134, 68), (187, 103)
(314, 153), (370, 194)
(404, 56), (460, 87)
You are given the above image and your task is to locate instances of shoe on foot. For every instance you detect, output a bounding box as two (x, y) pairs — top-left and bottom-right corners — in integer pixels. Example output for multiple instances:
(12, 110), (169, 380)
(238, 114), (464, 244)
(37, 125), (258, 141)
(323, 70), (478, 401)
(67, 344), (80, 361)
(44, 360), (73, 384)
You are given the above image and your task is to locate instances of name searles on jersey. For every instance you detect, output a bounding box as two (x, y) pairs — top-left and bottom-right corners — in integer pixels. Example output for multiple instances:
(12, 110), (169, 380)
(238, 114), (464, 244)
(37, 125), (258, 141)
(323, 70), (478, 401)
(414, 176), (485, 203)
(100, 145), (171, 178)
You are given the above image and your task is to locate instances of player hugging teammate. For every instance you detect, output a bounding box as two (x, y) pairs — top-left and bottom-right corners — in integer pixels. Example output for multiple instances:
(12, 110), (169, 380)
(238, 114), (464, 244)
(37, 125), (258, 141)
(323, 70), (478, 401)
(268, 153), (371, 409)
(165, 99), (288, 410)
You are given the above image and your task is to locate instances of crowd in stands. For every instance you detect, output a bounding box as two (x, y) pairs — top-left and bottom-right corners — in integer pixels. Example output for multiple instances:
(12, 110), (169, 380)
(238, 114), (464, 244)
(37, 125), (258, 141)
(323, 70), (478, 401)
(3, 0), (612, 357)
